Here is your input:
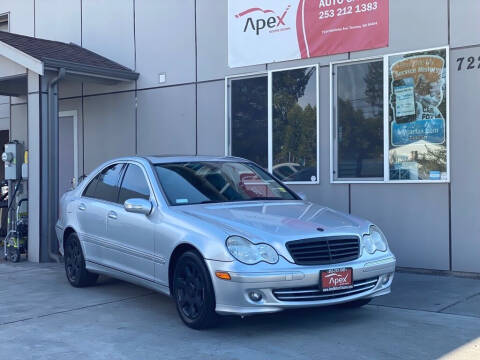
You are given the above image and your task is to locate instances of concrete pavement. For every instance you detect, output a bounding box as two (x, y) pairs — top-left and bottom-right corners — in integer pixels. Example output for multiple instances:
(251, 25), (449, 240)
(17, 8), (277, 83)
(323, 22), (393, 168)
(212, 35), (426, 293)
(0, 262), (479, 360)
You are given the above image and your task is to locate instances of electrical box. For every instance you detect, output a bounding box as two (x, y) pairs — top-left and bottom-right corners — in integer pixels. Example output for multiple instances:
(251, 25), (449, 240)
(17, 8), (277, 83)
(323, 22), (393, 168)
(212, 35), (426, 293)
(2, 142), (24, 180)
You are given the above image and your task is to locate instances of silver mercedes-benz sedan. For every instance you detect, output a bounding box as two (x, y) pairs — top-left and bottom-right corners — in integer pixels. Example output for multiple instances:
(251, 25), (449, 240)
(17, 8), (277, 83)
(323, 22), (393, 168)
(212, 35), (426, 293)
(56, 156), (396, 329)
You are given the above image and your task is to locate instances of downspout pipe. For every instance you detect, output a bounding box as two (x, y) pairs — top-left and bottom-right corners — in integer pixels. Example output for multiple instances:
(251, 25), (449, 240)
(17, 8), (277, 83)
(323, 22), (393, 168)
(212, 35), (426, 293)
(47, 68), (66, 262)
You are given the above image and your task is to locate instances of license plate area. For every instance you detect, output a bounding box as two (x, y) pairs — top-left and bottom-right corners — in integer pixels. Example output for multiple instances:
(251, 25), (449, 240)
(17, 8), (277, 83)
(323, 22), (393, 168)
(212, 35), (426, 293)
(320, 268), (353, 292)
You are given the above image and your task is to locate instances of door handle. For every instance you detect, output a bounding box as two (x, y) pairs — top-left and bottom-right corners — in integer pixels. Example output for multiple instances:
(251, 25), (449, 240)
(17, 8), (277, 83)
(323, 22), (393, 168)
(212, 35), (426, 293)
(78, 203), (86, 211)
(107, 211), (118, 220)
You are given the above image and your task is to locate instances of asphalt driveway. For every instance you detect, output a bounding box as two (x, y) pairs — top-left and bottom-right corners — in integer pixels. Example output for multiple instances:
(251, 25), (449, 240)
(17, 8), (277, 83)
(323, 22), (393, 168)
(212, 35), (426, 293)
(0, 262), (479, 360)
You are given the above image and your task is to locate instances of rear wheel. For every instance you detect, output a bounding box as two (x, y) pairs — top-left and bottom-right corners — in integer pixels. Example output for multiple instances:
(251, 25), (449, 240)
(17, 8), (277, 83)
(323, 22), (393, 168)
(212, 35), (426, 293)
(172, 251), (218, 329)
(64, 233), (98, 287)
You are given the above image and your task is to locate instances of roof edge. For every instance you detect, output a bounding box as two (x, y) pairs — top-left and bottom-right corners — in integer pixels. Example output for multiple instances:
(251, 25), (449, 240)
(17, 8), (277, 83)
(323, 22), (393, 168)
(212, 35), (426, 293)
(43, 58), (139, 81)
(0, 40), (44, 75)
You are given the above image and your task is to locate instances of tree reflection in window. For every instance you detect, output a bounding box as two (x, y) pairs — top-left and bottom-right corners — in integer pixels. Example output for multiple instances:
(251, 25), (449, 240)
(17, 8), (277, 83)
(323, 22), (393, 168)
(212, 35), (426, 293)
(272, 67), (318, 182)
(336, 61), (384, 179)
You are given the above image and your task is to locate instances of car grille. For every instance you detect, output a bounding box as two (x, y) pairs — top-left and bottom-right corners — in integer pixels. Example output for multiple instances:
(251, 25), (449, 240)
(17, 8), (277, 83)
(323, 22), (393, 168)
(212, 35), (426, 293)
(273, 277), (378, 302)
(286, 236), (360, 265)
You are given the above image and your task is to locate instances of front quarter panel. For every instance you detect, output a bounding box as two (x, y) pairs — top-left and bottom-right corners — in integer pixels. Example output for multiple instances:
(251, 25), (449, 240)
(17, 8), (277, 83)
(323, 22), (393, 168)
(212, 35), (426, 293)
(154, 209), (235, 285)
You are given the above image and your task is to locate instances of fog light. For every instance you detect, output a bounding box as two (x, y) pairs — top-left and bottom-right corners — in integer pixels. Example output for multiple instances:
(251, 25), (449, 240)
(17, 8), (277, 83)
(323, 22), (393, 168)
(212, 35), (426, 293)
(382, 274), (390, 285)
(249, 291), (263, 302)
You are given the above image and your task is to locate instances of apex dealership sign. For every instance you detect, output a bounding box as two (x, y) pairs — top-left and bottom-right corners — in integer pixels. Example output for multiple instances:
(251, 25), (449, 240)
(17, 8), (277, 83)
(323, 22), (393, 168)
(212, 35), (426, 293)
(228, 0), (389, 67)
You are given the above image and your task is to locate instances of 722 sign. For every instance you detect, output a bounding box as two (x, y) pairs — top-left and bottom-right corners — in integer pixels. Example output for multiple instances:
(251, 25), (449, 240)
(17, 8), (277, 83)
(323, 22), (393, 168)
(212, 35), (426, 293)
(456, 56), (480, 71)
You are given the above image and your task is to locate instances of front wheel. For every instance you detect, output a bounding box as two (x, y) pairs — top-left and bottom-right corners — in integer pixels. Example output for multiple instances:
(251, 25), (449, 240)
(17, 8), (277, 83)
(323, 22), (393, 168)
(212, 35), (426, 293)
(64, 233), (98, 287)
(172, 251), (218, 329)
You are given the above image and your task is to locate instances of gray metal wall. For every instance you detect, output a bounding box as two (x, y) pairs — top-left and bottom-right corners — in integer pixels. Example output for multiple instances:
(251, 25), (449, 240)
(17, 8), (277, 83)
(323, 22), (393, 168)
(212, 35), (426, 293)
(1, 0), (478, 271)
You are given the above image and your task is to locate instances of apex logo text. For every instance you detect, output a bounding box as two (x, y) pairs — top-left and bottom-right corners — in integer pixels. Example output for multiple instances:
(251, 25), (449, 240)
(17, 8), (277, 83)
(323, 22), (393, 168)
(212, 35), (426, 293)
(236, 6), (292, 35)
(325, 272), (350, 287)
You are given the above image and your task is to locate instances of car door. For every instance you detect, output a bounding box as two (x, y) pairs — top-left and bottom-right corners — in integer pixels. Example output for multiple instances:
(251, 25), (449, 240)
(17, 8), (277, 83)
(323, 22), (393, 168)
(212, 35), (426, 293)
(104, 163), (156, 282)
(76, 163), (125, 265)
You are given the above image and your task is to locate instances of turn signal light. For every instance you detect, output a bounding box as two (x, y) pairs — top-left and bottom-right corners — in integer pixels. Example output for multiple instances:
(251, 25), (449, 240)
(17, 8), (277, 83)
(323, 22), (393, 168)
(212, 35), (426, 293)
(215, 271), (231, 280)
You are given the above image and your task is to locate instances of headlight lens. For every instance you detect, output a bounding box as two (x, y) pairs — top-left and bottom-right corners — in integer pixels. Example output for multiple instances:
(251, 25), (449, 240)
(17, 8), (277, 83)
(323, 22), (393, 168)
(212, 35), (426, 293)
(226, 236), (279, 264)
(363, 226), (388, 254)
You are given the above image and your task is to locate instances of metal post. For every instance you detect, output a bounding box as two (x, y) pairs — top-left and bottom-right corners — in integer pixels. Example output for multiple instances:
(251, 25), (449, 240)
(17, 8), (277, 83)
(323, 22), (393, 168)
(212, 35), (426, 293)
(46, 68), (65, 262)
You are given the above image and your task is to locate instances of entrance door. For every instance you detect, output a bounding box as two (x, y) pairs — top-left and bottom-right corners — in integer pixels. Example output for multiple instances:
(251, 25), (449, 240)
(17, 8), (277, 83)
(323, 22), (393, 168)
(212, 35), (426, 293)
(59, 111), (78, 198)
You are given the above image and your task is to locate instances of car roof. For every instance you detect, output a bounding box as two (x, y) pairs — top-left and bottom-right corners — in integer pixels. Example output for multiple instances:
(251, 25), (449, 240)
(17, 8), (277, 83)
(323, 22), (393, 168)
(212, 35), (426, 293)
(143, 155), (251, 164)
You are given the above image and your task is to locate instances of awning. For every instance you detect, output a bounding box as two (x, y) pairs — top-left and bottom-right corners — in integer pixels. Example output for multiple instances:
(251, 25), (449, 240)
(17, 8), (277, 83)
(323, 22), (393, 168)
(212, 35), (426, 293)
(0, 30), (139, 82)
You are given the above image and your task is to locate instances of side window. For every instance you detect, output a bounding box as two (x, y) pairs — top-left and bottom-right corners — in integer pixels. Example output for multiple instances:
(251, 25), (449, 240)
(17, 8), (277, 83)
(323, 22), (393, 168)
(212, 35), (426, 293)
(118, 164), (151, 205)
(83, 177), (98, 198)
(84, 163), (124, 202)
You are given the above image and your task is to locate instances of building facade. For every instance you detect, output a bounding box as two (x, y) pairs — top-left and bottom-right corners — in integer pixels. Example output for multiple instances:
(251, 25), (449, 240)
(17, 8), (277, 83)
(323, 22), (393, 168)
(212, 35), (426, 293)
(0, 0), (478, 273)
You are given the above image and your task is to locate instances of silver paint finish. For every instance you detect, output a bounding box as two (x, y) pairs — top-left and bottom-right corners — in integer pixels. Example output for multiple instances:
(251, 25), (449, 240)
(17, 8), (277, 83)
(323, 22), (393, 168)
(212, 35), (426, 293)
(57, 156), (396, 316)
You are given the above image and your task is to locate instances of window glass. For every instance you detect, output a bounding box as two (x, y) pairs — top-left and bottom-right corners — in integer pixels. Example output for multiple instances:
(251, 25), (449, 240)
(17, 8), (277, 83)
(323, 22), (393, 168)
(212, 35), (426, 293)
(230, 75), (268, 168)
(155, 162), (296, 206)
(118, 164), (151, 204)
(83, 177), (98, 198)
(92, 163), (124, 202)
(388, 49), (448, 181)
(272, 67), (318, 182)
(335, 60), (384, 179)
(0, 14), (8, 32)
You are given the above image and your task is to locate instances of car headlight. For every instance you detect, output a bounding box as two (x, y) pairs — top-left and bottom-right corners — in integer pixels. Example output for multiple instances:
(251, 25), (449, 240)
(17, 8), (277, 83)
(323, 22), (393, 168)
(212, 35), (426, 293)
(226, 236), (279, 265)
(362, 226), (388, 254)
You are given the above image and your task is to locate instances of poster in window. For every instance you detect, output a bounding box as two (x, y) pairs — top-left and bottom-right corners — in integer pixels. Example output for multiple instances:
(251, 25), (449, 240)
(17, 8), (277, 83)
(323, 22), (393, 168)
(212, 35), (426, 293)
(388, 49), (448, 181)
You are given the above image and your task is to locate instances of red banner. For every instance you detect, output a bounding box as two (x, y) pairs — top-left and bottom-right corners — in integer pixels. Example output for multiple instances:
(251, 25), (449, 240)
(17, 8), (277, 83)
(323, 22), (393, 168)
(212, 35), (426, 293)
(297, 0), (389, 58)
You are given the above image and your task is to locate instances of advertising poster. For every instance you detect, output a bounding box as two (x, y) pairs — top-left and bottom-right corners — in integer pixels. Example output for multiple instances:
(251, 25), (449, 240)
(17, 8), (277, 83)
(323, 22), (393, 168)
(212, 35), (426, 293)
(388, 49), (448, 181)
(228, 0), (389, 68)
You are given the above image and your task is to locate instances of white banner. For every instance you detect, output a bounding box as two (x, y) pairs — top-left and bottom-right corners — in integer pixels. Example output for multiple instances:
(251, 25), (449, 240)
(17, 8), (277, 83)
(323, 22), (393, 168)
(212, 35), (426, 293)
(228, 0), (300, 68)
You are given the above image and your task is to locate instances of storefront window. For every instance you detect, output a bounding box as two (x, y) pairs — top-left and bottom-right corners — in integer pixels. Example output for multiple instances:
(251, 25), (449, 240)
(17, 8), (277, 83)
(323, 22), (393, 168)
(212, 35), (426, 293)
(228, 66), (319, 183)
(388, 49), (448, 181)
(229, 75), (268, 168)
(333, 60), (384, 180)
(272, 67), (318, 183)
(331, 47), (449, 183)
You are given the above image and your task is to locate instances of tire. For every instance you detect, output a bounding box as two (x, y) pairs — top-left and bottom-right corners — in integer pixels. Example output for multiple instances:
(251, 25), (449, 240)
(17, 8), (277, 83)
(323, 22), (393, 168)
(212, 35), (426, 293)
(172, 251), (218, 329)
(339, 298), (372, 308)
(7, 247), (20, 262)
(64, 233), (98, 287)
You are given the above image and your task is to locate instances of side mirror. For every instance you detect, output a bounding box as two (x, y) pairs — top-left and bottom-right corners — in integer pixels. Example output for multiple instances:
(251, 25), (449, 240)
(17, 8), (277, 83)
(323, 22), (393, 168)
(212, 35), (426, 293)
(124, 198), (153, 215)
(297, 192), (307, 201)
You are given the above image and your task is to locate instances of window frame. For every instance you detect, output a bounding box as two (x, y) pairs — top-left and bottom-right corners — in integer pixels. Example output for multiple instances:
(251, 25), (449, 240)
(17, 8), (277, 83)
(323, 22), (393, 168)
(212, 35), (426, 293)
(331, 57), (385, 183)
(117, 163), (153, 205)
(81, 162), (126, 203)
(81, 160), (158, 206)
(330, 46), (450, 184)
(0, 12), (10, 32)
(225, 64), (320, 185)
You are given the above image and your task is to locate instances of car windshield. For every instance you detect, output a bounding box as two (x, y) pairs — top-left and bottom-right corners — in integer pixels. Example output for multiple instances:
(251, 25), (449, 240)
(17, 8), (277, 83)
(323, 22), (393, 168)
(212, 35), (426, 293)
(154, 161), (297, 206)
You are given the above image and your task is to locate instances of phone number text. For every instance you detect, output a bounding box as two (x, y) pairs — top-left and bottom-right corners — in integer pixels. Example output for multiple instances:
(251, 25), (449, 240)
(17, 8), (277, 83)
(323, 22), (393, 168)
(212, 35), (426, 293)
(319, 2), (378, 20)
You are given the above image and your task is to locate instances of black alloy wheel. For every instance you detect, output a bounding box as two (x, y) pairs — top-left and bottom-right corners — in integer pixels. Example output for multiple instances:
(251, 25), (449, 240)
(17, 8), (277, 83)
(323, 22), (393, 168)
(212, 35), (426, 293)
(64, 233), (98, 287)
(173, 251), (218, 329)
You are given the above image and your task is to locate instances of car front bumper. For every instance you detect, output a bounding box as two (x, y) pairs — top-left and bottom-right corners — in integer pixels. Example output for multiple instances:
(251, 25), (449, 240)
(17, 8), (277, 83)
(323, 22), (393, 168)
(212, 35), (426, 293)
(205, 254), (396, 315)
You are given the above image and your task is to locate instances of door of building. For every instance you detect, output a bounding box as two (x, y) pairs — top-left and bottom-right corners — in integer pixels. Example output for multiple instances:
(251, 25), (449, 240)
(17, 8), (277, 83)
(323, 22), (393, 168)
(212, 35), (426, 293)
(59, 111), (78, 198)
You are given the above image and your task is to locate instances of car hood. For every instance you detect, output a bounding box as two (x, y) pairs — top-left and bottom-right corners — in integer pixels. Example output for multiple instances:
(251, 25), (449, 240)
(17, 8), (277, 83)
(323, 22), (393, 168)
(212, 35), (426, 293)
(180, 201), (369, 246)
